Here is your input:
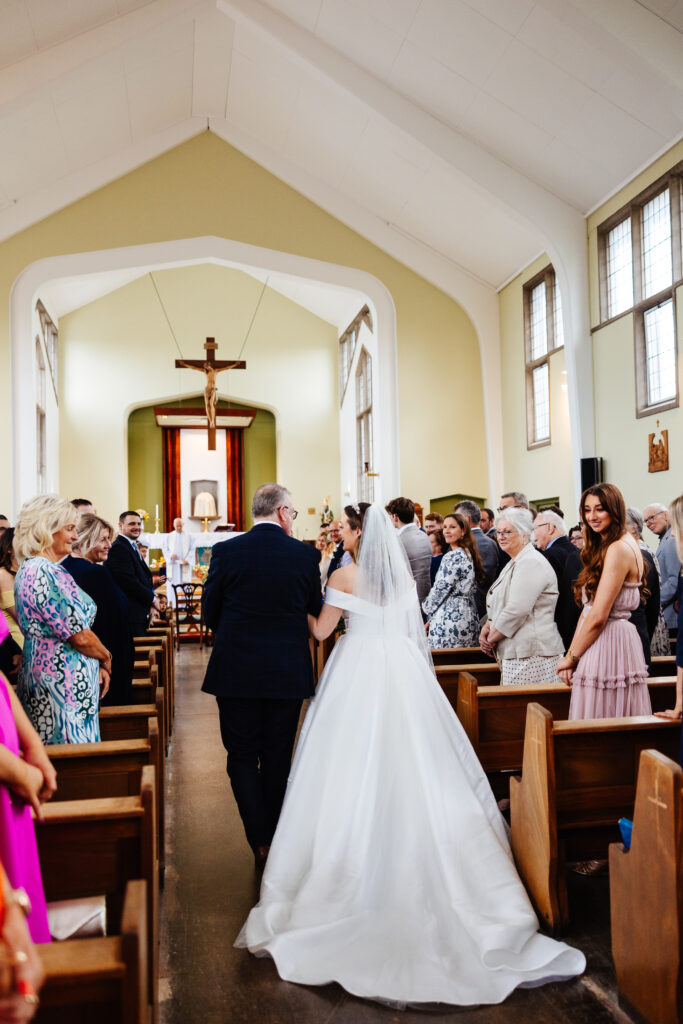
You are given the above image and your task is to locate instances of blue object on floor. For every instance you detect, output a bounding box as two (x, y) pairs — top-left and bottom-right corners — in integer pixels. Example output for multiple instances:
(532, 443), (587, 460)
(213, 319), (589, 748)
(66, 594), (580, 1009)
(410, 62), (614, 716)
(618, 818), (632, 850)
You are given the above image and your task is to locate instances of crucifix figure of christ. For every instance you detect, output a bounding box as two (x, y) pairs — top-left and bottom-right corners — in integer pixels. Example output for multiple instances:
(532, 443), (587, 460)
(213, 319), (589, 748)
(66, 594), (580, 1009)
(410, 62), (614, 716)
(175, 338), (246, 449)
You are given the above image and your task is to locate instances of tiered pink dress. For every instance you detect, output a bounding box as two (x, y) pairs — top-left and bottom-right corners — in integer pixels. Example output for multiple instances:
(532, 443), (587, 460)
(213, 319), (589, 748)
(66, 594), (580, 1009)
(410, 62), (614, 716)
(568, 582), (651, 720)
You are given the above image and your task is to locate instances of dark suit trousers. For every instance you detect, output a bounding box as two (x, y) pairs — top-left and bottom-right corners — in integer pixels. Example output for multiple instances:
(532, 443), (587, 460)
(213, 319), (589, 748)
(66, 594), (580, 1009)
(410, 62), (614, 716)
(216, 696), (302, 851)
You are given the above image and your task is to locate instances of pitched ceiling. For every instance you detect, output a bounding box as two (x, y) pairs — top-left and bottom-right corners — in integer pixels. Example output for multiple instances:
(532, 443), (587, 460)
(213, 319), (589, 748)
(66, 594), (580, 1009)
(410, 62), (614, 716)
(1, 0), (682, 290)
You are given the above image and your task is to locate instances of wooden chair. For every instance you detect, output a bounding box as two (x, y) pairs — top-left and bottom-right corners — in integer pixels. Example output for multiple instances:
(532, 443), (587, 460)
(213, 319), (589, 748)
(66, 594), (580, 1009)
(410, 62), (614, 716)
(610, 749), (683, 1024)
(172, 582), (205, 650)
(509, 703), (681, 932)
(37, 879), (148, 1024)
(36, 765), (158, 1022)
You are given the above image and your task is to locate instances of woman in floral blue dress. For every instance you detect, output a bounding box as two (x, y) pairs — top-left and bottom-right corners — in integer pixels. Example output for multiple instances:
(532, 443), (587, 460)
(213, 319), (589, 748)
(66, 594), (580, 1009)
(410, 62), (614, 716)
(423, 512), (484, 649)
(14, 496), (112, 744)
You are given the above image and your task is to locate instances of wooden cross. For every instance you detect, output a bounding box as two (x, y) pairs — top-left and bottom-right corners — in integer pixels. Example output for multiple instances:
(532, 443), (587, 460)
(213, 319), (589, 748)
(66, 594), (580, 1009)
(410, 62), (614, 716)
(175, 338), (246, 449)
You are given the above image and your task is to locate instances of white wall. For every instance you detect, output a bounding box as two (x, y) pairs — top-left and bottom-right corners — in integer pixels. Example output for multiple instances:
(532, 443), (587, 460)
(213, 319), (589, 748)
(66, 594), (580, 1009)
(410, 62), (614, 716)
(179, 428), (228, 529)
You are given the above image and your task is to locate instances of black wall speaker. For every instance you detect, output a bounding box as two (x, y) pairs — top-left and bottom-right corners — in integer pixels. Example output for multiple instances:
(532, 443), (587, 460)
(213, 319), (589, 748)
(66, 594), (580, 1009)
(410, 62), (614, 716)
(580, 457), (604, 492)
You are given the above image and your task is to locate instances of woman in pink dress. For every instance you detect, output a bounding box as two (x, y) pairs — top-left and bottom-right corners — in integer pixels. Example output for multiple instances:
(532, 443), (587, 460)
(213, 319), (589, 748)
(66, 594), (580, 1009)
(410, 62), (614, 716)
(557, 483), (650, 719)
(0, 614), (56, 942)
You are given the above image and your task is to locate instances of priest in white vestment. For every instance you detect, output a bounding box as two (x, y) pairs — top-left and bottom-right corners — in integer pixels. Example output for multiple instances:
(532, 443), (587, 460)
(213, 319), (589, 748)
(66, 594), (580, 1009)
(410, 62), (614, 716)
(162, 518), (196, 604)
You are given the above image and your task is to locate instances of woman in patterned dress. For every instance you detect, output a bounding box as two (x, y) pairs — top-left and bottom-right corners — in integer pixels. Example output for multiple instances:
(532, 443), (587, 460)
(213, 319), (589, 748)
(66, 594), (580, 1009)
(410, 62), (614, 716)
(423, 512), (482, 648)
(480, 508), (564, 684)
(13, 496), (111, 744)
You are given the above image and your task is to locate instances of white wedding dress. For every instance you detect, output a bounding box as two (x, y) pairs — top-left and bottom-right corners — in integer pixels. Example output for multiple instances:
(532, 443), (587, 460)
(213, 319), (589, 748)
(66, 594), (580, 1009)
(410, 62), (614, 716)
(235, 505), (585, 1006)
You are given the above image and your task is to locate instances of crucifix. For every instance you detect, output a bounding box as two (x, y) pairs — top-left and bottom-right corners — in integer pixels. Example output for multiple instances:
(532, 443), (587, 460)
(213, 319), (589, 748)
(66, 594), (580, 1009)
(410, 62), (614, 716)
(175, 338), (246, 449)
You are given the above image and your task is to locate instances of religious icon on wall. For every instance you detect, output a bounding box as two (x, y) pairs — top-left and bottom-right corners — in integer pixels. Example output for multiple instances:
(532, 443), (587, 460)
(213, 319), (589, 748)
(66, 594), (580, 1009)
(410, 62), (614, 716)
(648, 421), (669, 473)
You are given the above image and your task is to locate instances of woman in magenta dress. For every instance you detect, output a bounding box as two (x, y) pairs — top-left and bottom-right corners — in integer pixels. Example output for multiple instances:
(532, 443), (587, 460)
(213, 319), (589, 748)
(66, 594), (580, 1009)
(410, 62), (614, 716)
(0, 615), (55, 943)
(557, 483), (650, 718)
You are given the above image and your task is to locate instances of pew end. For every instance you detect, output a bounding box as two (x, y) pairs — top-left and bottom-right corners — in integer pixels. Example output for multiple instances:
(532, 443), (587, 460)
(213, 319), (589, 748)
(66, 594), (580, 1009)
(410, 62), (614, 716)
(610, 750), (683, 1024)
(509, 703), (565, 932)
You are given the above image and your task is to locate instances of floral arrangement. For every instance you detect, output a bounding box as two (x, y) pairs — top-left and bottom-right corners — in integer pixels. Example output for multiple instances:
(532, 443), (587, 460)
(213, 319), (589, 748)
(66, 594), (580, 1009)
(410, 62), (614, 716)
(135, 508), (149, 521)
(320, 496), (334, 527)
(194, 564), (209, 584)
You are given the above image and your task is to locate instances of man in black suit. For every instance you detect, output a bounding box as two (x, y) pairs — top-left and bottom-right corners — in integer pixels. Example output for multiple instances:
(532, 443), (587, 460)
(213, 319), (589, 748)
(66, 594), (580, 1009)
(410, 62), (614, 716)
(533, 510), (575, 585)
(202, 483), (323, 867)
(106, 510), (158, 636)
(454, 500), (499, 619)
(325, 519), (346, 583)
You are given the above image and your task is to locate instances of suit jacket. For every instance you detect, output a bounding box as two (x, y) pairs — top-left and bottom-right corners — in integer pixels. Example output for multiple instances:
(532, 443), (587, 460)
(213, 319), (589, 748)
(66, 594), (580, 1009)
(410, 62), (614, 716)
(472, 527), (499, 617)
(656, 527), (682, 628)
(398, 523), (432, 607)
(542, 535), (575, 585)
(201, 524), (323, 700)
(326, 541), (346, 582)
(105, 535), (155, 629)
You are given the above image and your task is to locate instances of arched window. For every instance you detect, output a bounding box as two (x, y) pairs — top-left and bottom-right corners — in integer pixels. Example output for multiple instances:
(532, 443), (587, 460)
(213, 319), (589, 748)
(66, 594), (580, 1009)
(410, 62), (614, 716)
(35, 338), (47, 493)
(356, 347), (373, 502)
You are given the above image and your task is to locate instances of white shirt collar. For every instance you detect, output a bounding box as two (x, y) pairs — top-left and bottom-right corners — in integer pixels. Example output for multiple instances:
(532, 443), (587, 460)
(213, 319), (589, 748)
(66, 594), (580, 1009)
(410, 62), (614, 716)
(252, 520), (282, 529)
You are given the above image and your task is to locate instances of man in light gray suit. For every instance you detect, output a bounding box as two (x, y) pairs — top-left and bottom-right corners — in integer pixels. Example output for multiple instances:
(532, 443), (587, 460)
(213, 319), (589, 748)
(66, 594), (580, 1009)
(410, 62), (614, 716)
(386, 497), (432, 608)
(644, 502), (681, 631)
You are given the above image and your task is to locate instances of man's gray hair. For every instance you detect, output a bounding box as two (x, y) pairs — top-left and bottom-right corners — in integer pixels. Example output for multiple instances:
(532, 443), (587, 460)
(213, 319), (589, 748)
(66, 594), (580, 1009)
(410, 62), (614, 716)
(626, 507), (644, 537)
(644, 502), (667, 514)
(537, 510), (566, 535)
(252, 483), (291, 519)
(454, 500), (481, 525)
(496, 507), (533, 540)
(501, 491), (529, 509)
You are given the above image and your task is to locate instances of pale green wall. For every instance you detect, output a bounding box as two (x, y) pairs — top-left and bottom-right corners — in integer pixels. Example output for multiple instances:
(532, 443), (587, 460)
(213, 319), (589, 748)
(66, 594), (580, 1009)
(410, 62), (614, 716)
(57, 262), (337, 536)
(2, 132), (487, 517)
(497, 253), (574, 516)
(127, 397), (276, 531)
(587, 140), (683, 512)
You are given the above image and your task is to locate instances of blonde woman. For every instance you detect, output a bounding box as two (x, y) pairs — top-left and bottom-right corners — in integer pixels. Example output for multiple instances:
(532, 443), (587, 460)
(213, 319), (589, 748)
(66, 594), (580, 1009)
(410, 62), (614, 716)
(13, 496), (111, 744)
(654, 494), (683, 769)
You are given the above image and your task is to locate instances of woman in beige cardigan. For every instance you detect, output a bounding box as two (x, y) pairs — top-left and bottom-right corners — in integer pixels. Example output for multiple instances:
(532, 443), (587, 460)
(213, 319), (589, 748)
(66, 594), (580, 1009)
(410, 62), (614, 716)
(479, 508), (563, 684)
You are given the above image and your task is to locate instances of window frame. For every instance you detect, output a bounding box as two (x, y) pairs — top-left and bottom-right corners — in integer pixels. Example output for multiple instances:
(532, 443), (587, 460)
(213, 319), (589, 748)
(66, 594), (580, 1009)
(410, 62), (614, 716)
(355, 346), (374, 503)
(339, 304), (372, 407)
(523, 265), (563, 450)
(36, 300), (58, 401)
(596, 163), (683, 419)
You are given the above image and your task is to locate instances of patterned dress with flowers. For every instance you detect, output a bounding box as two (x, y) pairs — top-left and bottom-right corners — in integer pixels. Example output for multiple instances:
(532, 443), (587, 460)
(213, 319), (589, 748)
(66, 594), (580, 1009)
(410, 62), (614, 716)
(15, 557), (100, 744)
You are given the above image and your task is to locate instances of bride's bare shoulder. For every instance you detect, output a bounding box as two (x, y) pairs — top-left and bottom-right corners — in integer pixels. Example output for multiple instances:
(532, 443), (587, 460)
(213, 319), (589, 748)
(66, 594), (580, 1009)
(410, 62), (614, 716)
(327, 564), (356, 594)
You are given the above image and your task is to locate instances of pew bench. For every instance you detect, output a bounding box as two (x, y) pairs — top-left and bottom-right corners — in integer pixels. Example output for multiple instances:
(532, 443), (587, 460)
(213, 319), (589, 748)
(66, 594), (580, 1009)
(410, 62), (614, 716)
(430, 646), (494, 667)
(134, 642), (172, 747)
(435, 662), (503, 706)
(47, 725), (165, 877)
(36, 765), (159, 1021)
(609, 749), (683, 1024)
(509, 703), (681, 933)
(37, 879), (148, 1024)
(139, 632), (175, 729)
(457, 673), (677, 775)
(651, 655), (676, 676)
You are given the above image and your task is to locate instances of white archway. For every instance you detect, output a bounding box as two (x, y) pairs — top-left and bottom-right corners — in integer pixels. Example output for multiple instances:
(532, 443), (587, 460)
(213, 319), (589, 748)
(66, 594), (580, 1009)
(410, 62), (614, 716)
(10, 235), (400, 513)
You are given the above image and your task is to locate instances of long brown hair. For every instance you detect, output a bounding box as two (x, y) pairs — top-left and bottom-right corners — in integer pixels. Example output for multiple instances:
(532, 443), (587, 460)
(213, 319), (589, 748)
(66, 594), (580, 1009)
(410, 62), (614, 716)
(443, 512), (486, 584)
(0, 528), (15, 575)
(574, 483), (626, 604)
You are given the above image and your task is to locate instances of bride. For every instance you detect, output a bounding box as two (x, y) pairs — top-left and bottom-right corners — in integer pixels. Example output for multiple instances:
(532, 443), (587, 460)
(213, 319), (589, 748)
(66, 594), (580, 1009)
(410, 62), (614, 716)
(236, 502), (585, 1005)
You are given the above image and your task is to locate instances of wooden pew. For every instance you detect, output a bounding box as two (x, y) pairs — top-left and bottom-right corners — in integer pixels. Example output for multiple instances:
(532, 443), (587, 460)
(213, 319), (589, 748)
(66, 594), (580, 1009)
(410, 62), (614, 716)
(430, 646), (494, 667)
(47, 725), (165, 879)
(609, 749), (683, 1024)
(651, 655), (676, 676)
(457, 673), (677, 774)
(134, 646), (169, 750)
(100, 691), (164, 746)
(141, 631), (175, 727)
(36, 765), (158, 1022)
(37, 879), (148, 1024)
(135, 638), (173, 725)
(435, 662), (502, 706)
(509, 703), (681, 933)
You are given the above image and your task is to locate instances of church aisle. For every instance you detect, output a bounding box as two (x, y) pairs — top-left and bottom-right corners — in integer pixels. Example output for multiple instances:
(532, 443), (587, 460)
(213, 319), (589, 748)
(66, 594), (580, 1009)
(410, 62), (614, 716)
(159, 647), (636, 1024)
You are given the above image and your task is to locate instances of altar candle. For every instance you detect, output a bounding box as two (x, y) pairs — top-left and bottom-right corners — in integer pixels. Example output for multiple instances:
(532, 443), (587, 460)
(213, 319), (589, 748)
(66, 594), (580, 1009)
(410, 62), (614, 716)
(155, 504), (159, 519)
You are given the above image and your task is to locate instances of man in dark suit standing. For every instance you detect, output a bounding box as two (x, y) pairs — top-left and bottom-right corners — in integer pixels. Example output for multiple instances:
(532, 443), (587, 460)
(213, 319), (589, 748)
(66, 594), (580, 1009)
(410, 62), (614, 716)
(202, 484), (323, 867)
(454, 500), (499, 619)
(325, 519), (346, 583)
(106, 510), (157, 636)
(533, 510), (575, 585)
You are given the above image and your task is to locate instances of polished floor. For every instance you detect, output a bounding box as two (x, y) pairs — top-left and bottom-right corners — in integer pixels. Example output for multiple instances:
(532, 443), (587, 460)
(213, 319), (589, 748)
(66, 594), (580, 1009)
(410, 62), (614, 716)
(159, 647), (640, 1024)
